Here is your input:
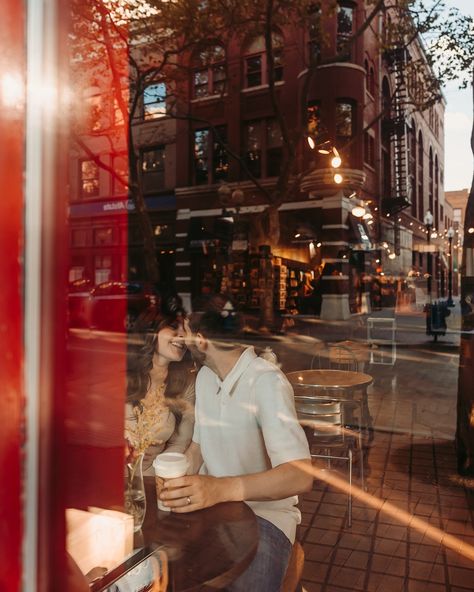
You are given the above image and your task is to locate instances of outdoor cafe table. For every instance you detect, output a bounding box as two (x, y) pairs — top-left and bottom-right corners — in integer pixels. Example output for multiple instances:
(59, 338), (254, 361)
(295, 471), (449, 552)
(286, 369), (374, 433)
(138, 476), (258, 591)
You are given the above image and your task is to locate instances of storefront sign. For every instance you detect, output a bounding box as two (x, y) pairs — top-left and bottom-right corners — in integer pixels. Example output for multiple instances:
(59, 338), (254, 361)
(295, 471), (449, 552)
(69, 194), (176, 217)
(232, 240), (248, 251)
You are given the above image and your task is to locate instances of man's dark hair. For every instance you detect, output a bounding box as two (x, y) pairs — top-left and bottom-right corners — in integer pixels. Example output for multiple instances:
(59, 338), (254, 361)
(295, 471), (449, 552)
(189, 294), (242, 341)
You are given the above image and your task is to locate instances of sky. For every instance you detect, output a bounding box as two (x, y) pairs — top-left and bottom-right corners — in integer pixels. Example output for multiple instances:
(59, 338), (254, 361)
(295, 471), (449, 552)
(442, 0), (473, 191)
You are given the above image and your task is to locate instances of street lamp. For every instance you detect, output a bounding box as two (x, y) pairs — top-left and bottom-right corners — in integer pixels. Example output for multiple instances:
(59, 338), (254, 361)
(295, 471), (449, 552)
(447, 226), (455, 307)
(424, 210), (434, 303)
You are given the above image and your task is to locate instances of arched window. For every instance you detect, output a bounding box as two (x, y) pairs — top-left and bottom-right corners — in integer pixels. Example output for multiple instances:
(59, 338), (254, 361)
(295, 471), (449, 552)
(434, 155), (439, 228)
(369, 66), (375, 96)
(244, 33), (284, 88)
(428, 147), (434, 215)
(409, 121), (417, 217)
(381, 77), (391, 199)
(417, 131), (424, 219)
(192, 45), (226, 98)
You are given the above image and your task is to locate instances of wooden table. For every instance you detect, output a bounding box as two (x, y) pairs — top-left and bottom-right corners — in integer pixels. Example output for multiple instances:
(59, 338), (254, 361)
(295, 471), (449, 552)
(286, 369), (374, 433)
(91, 477), (258, 592)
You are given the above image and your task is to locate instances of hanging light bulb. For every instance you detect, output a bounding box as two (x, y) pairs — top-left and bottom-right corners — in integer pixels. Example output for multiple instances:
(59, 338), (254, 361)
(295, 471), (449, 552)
(334, 173), (343, 184)
(352, 205), (366, 218)
(307, 136), (315, 150)
(388, 253), (396, 260)
(331, 147), (342, 168)
(317, 140), (331, 154)
(363, 213), (373, 220)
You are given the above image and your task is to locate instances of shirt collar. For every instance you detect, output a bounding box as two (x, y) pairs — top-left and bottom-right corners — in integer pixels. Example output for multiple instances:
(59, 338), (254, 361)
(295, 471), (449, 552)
(215, 346), (256, 397)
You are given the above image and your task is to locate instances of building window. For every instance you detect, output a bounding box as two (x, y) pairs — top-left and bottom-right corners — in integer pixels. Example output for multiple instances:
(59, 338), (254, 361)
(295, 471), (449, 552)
(80, 159), (99, 198)
(335, 100), (355, 143)
(408, 123), (417, 217)
(308, 3), (322, 64)
(141, 146), (165, 192)
(193, 46), (226, 98)
(428, 148), (434, 213)
(95, 255), (112, 285)
(365, 61), (375, 96)
(193, 127), (229, 185)
(94, 227), (114, 246)
(143, 82), (167, 120)
(337, 2), (355, 57)
(71, 229), (88, 247)
(363, 131), (375, 167)
(307, 102), (321, 139)
(244, 34), (284, 88)
(434, 155), (439, 228)
(243, 119), (282, 179)
(85, 94), (102, 132)
(417, 131), (424, 220)
(112, 152), (128, 195)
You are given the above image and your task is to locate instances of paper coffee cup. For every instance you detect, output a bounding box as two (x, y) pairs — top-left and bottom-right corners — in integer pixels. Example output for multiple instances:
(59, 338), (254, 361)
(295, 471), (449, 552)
(152, 452), (188, 512)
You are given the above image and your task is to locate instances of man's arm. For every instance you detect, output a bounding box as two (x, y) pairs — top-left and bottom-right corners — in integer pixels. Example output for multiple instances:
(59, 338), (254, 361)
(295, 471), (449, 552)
(159, 458), (313, 513)
(184, 441), (203, 475)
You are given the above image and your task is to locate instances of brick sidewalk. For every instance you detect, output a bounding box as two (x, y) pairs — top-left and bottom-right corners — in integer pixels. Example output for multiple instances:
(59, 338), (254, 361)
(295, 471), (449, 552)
(293, 330), (474, 592)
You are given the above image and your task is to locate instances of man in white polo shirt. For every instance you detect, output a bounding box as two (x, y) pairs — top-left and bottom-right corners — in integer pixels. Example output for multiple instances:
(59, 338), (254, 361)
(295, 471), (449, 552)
(159, 296), (312, 591)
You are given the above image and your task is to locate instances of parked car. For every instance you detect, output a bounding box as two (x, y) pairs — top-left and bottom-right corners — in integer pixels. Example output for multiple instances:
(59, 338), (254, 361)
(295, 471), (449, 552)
(90, 281), (160, 331)
(68, 278), (93, 328)
(68, 280), (160, 331)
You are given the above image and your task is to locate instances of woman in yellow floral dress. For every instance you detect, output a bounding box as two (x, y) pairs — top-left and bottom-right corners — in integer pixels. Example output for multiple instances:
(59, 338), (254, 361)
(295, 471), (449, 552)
(125, 298), (195, 475)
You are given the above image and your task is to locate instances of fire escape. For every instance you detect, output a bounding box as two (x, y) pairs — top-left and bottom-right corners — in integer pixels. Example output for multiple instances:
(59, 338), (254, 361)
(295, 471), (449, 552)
(382, 45), (411, 254)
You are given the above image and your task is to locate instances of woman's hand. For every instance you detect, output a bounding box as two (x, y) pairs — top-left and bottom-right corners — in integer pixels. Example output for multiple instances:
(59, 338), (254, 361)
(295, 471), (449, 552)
(159, 475), (241, 513)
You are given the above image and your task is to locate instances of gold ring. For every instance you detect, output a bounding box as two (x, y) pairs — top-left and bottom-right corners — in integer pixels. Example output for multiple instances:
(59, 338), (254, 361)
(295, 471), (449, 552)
(186, 496), (191, 505)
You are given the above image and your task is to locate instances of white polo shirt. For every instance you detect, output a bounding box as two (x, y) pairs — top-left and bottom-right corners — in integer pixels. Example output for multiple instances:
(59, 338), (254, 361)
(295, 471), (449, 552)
(192, 346), (311, 543)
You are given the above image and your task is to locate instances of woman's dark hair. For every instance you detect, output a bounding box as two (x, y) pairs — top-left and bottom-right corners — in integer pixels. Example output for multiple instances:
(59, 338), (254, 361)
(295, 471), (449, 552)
(127, 295), (193, 405)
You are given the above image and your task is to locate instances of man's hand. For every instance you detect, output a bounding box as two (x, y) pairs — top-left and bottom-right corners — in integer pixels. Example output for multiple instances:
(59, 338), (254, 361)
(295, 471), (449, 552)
(159, 475), (241, 513)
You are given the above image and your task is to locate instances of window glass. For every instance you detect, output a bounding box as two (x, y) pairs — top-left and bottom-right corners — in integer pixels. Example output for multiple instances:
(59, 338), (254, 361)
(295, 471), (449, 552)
(80, 159), (99, 198)
(113, 152), (128, 194)
(94, 227), (114, 246)
(246, 55), (262, 87)
(143, 82), (166, 119)
(213, 126), (229, 182)
(335, 101), (354, 138)
(243, 122), (262, 178)
(193, 46), (226, 97)
(194, 129), (210, 184)
(307, 102), (321, 138)
(266, 120), (283, 177)
(337, 3), (354, 54)
(141, 146), (165, 192)
(308, 3), (322, 63)
(194, 69), (210, 97)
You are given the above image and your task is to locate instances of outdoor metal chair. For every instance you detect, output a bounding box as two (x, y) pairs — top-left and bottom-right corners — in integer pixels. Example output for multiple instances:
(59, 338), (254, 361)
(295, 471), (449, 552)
(294, 394), (365, 527)
(310, 344), (358, 371)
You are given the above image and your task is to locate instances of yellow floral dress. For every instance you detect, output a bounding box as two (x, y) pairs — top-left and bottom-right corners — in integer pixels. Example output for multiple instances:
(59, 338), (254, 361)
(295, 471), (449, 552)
(125, 379), (195, 476)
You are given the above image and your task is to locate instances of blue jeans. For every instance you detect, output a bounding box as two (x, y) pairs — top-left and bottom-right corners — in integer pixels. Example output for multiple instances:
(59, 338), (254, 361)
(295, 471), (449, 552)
(227, 516), (292, 592)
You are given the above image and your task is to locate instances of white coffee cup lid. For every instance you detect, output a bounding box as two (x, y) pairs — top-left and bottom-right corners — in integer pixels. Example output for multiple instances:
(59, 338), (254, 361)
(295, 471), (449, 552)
(152, 452), (188, 477)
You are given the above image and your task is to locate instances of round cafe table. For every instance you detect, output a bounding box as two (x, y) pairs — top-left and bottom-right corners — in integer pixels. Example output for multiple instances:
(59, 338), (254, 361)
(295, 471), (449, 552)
(286, 369), (374, 433)
(138, 476), (258, 591)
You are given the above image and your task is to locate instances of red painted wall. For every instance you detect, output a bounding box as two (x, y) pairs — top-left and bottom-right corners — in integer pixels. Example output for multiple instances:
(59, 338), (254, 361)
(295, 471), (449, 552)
(0, 1), (25, 589)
